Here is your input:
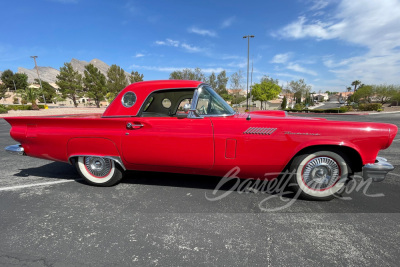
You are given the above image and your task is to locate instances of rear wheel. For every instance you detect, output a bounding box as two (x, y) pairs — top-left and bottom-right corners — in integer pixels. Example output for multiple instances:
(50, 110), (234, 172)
(75, 156), (123, 186)
(289, 150), (350, 201)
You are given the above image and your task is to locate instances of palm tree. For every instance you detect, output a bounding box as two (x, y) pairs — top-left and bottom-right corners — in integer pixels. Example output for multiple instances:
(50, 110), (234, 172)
(17, 87), (40, 110)
(351, 80), (361, 92)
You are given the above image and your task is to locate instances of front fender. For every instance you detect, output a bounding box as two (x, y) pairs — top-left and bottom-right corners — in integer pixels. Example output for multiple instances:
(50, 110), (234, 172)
(288, 139), (364, 163)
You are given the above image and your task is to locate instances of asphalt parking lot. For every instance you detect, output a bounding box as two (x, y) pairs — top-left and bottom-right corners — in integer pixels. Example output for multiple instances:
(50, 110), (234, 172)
(0, 113), (399, 266)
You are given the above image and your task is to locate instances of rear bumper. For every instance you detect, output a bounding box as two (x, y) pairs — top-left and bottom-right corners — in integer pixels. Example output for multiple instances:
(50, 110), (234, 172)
(5, 144), (25, 156)
(362, 157), (394, 182)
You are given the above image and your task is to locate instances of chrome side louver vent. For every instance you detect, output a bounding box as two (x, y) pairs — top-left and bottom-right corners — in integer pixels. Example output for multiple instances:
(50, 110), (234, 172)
(243, 127), (277, 135)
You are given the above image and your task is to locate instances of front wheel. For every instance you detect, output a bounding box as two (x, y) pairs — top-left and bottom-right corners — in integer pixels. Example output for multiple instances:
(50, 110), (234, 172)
(75, 156), (123, 186)
(289, 150), (350, 201)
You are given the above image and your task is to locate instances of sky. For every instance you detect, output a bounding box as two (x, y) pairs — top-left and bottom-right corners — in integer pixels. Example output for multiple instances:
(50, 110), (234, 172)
(1, 0), (400, 92)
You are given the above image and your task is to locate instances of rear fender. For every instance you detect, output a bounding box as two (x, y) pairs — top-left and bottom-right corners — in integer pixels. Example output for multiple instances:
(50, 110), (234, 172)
(67, 138), (125, 170)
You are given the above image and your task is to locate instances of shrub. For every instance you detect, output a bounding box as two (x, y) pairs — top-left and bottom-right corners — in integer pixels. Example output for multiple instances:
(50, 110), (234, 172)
(285, 108), (346, 113)
(7, 105), (45, 111)
(358, 103), (382, 111)
(343, 105), (353, 112)
(293, 103), (304, 110)
(0, 104), (9, 114)
(13, 97), (19, 104)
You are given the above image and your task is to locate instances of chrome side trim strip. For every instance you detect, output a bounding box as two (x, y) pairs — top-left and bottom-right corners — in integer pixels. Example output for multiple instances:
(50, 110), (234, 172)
(5, 144), (25, 156)
(68, 155), (126, 171)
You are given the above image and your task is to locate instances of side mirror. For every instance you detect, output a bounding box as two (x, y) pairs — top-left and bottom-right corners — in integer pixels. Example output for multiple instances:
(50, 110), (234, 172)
(183, 103), (191, 113)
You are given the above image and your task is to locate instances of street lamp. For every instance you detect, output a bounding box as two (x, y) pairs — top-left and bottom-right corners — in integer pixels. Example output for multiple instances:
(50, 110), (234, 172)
(243, 35), (254, 111)
(30, 56), (46, 105)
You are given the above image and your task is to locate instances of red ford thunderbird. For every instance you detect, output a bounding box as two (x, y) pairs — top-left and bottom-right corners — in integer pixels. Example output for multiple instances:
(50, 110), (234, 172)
(4, 80), (398, 200)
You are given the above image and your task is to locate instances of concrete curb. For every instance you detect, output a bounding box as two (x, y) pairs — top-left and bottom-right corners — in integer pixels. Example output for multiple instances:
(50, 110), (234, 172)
(288, 112), (369, 116)
(369, 111), (400, 115)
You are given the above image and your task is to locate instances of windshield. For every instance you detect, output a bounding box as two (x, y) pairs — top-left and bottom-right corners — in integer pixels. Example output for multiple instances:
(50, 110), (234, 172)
(196, 85), (235, 116)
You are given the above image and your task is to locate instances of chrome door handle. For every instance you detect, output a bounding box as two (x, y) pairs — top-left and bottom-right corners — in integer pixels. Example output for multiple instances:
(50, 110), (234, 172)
(126, 123), (144, 130)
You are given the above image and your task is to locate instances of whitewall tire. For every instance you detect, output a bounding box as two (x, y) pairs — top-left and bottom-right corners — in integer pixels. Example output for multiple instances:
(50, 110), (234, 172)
(75, 156), (123, 186)
(290, 150), (350, 200)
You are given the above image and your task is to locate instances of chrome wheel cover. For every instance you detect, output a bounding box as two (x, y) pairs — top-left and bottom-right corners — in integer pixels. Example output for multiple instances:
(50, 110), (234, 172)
(302, 157), (340, 190)
(84, 156), (112, 177)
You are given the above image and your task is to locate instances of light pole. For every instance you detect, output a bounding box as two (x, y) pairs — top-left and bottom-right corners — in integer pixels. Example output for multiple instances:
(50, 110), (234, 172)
(30, 56), (46, 105)
(243, 35), (254, 111)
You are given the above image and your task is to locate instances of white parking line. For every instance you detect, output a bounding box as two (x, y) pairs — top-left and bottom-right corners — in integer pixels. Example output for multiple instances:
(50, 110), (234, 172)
(0, 179), (78, 191)
(393, 139), (400, 142)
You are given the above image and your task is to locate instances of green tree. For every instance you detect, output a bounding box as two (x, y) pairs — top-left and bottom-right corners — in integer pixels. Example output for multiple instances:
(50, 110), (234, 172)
(34, 79), (57, 103)
(230, 70), (244, 89)
(0, 71), (28, 100)
(392, 89), (400, 106)
(0, 83), (8, 100)
(260, 75), (279, 85)
(288, 79), (311, 104)
(207, 72), (217, 90)
(17, 87), (40, 110)
(353, 85), (373, 103)
(252, 81), (282, 110)
(373, 84), (398, 104)
(231, 95), (246, 105)
(216, 70), (229, 94)
(83, 64), (107, 108)
(351, 80), (362, 92)
(107, 64), (128, 102)
(281, 96), (287, 109)
(56, 62), (84, 107)
(13, 73), (29, 91)
(129, 71), (144, 83)
(0, 69), (15, 90)
(169, 67), (205, 81)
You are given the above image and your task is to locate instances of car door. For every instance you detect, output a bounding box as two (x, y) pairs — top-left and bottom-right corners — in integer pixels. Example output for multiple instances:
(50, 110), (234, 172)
(121, 117), (214, 169)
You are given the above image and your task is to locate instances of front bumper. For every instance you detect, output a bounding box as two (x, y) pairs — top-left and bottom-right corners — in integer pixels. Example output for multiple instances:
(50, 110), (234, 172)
(362, 157), (394, 182)
(5, 144), (25, 156)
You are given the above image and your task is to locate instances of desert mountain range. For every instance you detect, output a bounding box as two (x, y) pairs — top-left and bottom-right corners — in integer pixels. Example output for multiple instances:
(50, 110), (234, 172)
(15, 58), (130, 84)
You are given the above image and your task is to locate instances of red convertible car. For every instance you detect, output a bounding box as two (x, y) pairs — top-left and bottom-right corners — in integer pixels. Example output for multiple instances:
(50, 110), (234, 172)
(4, 80), (398, 200)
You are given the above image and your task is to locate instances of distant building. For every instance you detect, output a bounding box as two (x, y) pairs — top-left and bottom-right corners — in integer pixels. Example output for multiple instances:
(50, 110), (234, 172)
(315, 94), (328, 101)
(227, 89), (247, 96)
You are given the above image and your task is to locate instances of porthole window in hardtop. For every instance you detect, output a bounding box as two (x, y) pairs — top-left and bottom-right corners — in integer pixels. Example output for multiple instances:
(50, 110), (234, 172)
(162, 98), (172, 108)
(121, 92), (137, 108)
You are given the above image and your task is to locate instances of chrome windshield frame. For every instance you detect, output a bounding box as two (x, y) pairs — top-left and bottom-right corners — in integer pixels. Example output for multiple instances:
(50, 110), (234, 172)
(188, 84), (236, 119)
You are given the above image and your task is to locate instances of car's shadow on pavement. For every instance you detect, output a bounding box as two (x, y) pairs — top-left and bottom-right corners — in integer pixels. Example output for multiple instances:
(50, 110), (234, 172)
(13, 162), (79, 180)
(13, 161), (299, 199)
(119, 170), (297, 199)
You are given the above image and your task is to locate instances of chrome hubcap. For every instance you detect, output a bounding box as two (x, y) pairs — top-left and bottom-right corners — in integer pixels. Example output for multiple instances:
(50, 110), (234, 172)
(85, 157), (112, 177)
(303, 157), (340, 190)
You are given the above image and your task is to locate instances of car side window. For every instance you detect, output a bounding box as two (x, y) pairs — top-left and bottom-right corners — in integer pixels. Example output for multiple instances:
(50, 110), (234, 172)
(177, 99), (191, 111)
(139, 89), (195, 117)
